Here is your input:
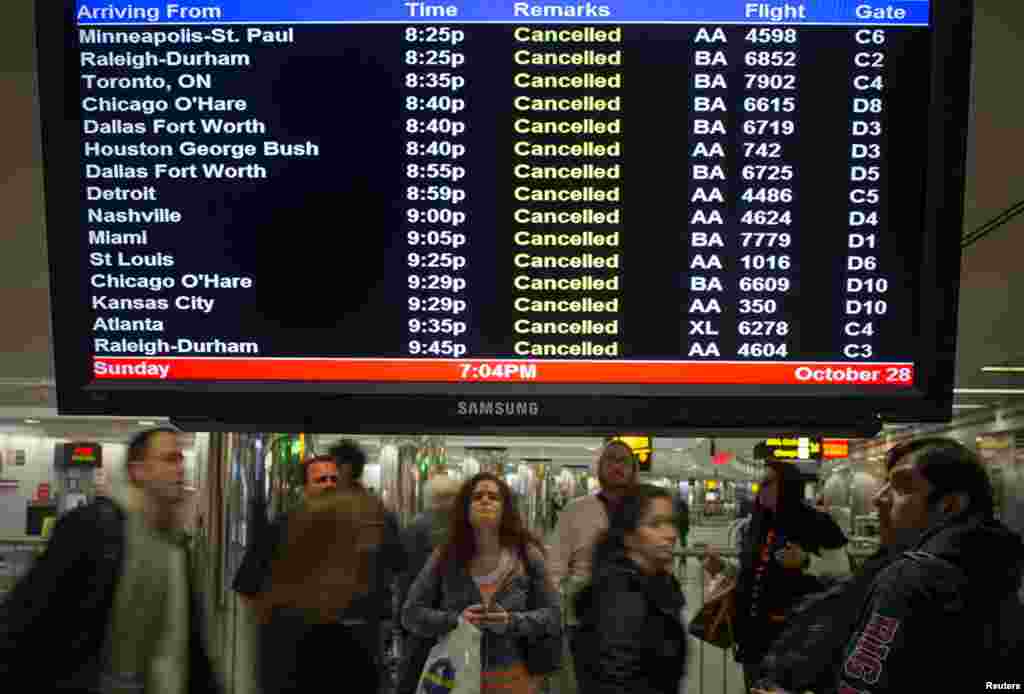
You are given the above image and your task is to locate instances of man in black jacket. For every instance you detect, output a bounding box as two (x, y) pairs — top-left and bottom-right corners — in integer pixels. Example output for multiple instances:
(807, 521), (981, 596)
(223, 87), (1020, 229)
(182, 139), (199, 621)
(0, 427), (221, 693)
(754, 438), (1024, 694)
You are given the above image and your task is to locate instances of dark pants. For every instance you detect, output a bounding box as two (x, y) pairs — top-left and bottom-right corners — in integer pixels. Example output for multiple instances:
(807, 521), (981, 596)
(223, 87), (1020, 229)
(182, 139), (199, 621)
(567, 626), (589, 692)
(261, 619), (381, 694)
(742, 662), (764, 694)
(395, 632), (434, 694)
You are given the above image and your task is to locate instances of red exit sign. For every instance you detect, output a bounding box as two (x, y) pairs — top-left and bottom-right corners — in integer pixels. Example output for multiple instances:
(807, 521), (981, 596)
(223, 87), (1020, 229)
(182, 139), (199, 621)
(72, 446), (97, 462)
(62, 442), (102, 466)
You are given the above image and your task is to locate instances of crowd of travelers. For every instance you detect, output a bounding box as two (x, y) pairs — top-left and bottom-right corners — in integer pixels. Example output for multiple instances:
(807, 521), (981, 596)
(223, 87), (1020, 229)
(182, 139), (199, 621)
(0, 430), (1021, 694)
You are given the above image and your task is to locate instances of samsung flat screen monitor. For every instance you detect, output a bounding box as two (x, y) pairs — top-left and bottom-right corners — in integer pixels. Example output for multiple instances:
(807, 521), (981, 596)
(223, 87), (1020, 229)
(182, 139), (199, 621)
(36, 1), (973, 434)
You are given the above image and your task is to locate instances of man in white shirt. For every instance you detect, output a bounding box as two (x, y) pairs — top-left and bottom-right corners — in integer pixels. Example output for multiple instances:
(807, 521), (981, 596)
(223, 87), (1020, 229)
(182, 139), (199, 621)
(549, 439), (638, 692)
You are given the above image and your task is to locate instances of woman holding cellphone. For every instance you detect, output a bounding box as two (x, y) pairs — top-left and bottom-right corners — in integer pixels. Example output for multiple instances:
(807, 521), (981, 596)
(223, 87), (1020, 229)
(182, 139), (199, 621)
(403, 472), (561, 694)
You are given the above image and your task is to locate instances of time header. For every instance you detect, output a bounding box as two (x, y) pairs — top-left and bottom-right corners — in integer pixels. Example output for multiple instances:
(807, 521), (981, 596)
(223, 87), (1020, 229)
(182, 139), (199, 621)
(76, 1), (929, 25)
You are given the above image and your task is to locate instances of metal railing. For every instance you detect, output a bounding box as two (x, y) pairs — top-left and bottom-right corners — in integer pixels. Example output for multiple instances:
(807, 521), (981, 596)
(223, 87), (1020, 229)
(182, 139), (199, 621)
(680, 545), (741, 694)
(675, 542), (879, 694)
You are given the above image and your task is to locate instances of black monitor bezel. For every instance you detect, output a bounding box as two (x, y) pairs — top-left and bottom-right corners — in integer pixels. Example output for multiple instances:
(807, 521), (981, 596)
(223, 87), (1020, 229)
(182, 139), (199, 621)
(37, 1), (973, 433)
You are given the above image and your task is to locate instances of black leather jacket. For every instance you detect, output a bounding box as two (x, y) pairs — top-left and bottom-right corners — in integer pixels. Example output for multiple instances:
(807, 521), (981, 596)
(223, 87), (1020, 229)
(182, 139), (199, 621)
(833, 512), (1024, 694)
(0, 498), (221, 692)
(575, 554), (688, 694)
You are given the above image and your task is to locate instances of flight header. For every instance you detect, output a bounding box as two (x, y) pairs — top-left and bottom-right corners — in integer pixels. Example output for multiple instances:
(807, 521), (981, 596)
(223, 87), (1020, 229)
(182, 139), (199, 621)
(76, 1), (930, 25)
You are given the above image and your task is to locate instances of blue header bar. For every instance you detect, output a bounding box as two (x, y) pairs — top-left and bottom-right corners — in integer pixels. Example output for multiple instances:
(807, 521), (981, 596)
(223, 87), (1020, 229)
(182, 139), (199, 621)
(76, 1), (930, 26)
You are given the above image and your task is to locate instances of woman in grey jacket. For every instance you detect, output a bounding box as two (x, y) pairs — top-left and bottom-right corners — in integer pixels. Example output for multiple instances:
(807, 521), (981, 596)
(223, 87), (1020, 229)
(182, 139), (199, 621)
(402, 472), (561, 694)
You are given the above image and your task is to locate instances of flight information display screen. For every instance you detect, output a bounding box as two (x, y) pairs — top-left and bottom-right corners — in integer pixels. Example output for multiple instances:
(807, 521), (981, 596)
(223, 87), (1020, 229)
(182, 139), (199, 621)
(38, 0), (971, 425)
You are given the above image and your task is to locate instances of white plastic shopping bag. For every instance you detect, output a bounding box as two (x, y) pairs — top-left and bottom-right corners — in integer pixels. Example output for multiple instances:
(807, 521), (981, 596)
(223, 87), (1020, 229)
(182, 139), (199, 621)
(416, 617), (482, 694)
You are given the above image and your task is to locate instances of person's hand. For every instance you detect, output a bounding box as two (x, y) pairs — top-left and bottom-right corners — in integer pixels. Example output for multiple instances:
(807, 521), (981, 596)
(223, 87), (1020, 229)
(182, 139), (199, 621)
(461, 604), (486, 626)
(776, 542), (807, 570)
(477, 603), (510, 634)
(703, 547), (724, 576)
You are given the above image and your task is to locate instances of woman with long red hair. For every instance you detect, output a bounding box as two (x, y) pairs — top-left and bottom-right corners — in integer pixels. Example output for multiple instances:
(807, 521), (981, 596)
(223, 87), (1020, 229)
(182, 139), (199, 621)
(402, 472), (561, 693)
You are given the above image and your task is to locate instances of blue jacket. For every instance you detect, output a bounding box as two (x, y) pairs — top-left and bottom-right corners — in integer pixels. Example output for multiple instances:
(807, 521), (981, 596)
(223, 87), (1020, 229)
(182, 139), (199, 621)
(402, 546), (561, 672)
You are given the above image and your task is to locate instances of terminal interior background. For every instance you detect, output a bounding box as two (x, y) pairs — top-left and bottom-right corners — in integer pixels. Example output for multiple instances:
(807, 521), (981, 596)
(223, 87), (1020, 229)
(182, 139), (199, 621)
(3, 2), (1024, 693)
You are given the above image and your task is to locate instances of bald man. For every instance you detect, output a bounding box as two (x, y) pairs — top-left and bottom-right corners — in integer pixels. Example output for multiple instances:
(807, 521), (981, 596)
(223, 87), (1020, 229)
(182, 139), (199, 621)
(549, 441), (638, 693)
(549, 440), (637, 592)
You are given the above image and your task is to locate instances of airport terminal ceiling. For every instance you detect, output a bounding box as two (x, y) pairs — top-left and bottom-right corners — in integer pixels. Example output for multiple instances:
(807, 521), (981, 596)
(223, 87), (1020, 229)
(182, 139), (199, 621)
(1, 1), (1023, 431)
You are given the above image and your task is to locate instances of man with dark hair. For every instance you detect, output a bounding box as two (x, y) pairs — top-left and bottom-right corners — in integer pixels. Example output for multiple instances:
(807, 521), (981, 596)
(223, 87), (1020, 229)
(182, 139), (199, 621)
(329, 438), (367, 488)
(0, 427), (222, 693)
(753, 437), (1024, 694)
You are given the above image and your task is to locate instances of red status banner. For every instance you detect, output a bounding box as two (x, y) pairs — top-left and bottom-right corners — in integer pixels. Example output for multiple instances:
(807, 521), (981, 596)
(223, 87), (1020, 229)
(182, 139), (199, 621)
(92, 357), (915, 386)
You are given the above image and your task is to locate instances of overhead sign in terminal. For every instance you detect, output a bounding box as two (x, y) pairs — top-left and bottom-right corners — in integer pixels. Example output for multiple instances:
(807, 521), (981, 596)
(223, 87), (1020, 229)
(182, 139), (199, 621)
(35, 0), (973, 432)
(755, 436), (821, 461)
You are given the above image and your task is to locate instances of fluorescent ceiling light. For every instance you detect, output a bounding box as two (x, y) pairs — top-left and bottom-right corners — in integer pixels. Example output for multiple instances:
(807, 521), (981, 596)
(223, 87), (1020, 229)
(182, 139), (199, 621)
(953, 388), (1024, 395)
(138, 420), (157, 426)
(981, 366), (1024, 373)
(952, 404), (986, 410)
(24, 419), (40, 424)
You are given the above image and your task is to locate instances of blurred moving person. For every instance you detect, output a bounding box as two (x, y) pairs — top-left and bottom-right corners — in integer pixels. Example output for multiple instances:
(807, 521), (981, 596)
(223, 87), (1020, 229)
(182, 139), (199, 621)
(548, 438), (638, 689)
(753, 438), (1024, 694)
(232, 453), (340, 690)
(257, 487), (389, 692)
(403, 472), (561, 694)
(673, 492), (691, 578)
(327, 440), (407, 691)
(394, 475), (462, 694)
(0, 427), (221, 693)
(573, 484), (688, 694)
(233, 454), (341, 602)
(234, 440), (406, 693)
(703, 460), (850, 690)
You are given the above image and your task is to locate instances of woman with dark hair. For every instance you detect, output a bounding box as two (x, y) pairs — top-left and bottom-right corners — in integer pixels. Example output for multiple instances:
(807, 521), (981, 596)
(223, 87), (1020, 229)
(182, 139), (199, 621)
(402, 472), (561, 694)
(703, 461), (850, 691)
(572, 484), (688, 694)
